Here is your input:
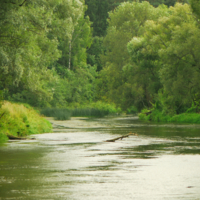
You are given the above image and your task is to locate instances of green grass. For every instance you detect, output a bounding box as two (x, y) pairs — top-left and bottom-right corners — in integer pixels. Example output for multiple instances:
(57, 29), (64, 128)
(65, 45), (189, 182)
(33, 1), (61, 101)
(169, 113), (200, 123)
(0, 133), (8, 144)
(139, 109), (200, 124)
(0, 101), (52, 143)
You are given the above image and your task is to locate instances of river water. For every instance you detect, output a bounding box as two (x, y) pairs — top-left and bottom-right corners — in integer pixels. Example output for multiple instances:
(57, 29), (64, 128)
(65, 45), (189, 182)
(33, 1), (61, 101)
(1, 116), (200, 200)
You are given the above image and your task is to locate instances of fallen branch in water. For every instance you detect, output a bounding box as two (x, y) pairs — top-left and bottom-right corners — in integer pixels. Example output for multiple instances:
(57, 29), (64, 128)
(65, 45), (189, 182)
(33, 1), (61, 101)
(6, 134), (35, 140)
(105, 132), (138, 142)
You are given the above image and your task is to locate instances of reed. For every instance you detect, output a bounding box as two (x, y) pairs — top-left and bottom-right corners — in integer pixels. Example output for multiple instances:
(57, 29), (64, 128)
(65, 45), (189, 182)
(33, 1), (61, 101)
(40, 108), (71, 120)
(71, 108), (109, 117)
(40, 101), (121, 119)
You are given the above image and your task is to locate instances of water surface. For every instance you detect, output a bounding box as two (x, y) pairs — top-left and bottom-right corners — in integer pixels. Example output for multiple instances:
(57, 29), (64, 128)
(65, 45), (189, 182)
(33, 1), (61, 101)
(1, 116), (200, 199)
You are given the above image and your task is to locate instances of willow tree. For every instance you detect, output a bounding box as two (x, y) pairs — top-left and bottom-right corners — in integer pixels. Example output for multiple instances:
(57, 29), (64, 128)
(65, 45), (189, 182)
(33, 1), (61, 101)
(0, 1), (62, 105)
(0, 0), (93, 107)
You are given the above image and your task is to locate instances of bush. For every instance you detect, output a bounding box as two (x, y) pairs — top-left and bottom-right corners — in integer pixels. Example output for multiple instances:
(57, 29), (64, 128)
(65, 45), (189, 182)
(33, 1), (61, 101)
(139, 107), (200, 124)
(127, 106), (138, 114)
(138, 108), (151, 121)
(169, 113), (200, 123)
(186, 106), (199, 113)
(90, 101), (121, 115)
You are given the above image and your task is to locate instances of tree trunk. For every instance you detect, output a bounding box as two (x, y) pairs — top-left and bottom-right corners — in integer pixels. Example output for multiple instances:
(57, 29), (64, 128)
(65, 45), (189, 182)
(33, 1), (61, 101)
(6, 134), (35, 140)
(68, 41), (71, 70)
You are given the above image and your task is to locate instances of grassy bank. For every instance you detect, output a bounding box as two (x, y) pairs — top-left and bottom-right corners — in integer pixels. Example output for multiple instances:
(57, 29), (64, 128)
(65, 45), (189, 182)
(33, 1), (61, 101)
(139, 109), (200, 124)
(0, 101), (52, 143)
(40, 101), (121, 120)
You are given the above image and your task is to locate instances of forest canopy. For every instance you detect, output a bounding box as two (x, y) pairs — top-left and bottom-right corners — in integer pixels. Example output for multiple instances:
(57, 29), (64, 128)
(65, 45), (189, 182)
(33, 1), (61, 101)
(1, 0), (200, 120)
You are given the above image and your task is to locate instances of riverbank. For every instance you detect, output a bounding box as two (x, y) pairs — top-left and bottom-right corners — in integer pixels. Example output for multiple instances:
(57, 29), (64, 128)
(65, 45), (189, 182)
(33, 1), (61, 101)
(0, 101), (52, 143)
(139, 109), (200, 124)
(1, 115), (200, 199)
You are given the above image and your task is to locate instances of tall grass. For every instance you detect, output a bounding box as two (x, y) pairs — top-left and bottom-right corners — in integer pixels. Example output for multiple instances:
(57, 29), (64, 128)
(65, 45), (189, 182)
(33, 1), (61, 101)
(40, 108), (71, 120)
(71, 108), (108, 117)
(0, 101), (52, 142)
(40, 101), (121, 120)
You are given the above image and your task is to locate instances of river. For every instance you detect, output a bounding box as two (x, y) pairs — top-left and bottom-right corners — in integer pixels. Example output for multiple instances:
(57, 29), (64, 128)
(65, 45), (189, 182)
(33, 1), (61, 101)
(0, 116), (200, 200)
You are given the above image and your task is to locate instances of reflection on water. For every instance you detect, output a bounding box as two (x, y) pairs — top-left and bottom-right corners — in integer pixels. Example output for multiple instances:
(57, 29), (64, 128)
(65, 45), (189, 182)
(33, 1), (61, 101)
(1, 116), (200, 199)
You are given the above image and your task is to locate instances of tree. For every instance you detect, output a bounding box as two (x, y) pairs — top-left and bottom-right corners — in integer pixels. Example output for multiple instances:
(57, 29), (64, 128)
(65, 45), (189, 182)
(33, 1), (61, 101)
(0, 0), (62, 105)
(85, 0), (131, 37)
(87, 36), (105, 71)
(0, 0), (95, 107)
(96, 2), (164, 110)
(190, 0), (200, 18)
(128, 3), (200, 114)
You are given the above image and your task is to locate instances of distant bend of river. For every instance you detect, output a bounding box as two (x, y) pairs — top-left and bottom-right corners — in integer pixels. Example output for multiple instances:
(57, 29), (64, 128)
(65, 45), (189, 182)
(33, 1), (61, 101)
(1, 116), (200, 200)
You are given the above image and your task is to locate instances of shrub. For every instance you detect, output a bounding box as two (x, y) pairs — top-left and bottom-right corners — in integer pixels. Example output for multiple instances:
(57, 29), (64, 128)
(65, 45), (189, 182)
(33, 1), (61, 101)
(169, 113), (200, 124)
(138, 108), (151, 121)
(127, 106), (138, 114)
(90, 101), (121, 115)
(139, 107), (200, 124)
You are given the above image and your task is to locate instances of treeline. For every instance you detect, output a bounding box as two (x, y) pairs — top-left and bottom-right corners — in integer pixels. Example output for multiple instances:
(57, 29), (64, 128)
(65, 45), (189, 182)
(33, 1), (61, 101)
(0, 0), (95, 108)
(1, 0), (200, 121)
(96, 0), (200, 120)
(0, 0), (129, 108)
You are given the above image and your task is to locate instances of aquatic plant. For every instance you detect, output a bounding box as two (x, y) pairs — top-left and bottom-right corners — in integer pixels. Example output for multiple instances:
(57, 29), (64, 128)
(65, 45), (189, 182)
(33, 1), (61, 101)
(40, 101), (121, 119)
(40, 108), (71, 120)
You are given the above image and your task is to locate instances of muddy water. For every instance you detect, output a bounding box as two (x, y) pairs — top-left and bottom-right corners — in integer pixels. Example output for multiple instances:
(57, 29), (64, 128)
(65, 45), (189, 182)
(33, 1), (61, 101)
(1, 116), (200, 200)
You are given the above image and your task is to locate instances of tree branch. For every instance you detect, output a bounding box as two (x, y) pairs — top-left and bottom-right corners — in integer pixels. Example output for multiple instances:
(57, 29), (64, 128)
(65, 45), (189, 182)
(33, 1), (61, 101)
(19, 0), (27, 6)
(5, 0), (27, 6)
(152, 30), (167, 48)
(105, 132), (138, 142)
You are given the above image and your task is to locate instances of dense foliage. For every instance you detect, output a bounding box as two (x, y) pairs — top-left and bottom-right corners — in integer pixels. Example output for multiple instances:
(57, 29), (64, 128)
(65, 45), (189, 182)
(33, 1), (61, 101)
(96, 0), (200, 122)
(1, 0), (200, 127)
(0, 0), (94, 107)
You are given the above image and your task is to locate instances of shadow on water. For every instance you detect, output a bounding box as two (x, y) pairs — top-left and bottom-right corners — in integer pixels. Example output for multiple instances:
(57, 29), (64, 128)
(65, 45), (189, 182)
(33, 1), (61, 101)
(1, 115), (200, 199)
